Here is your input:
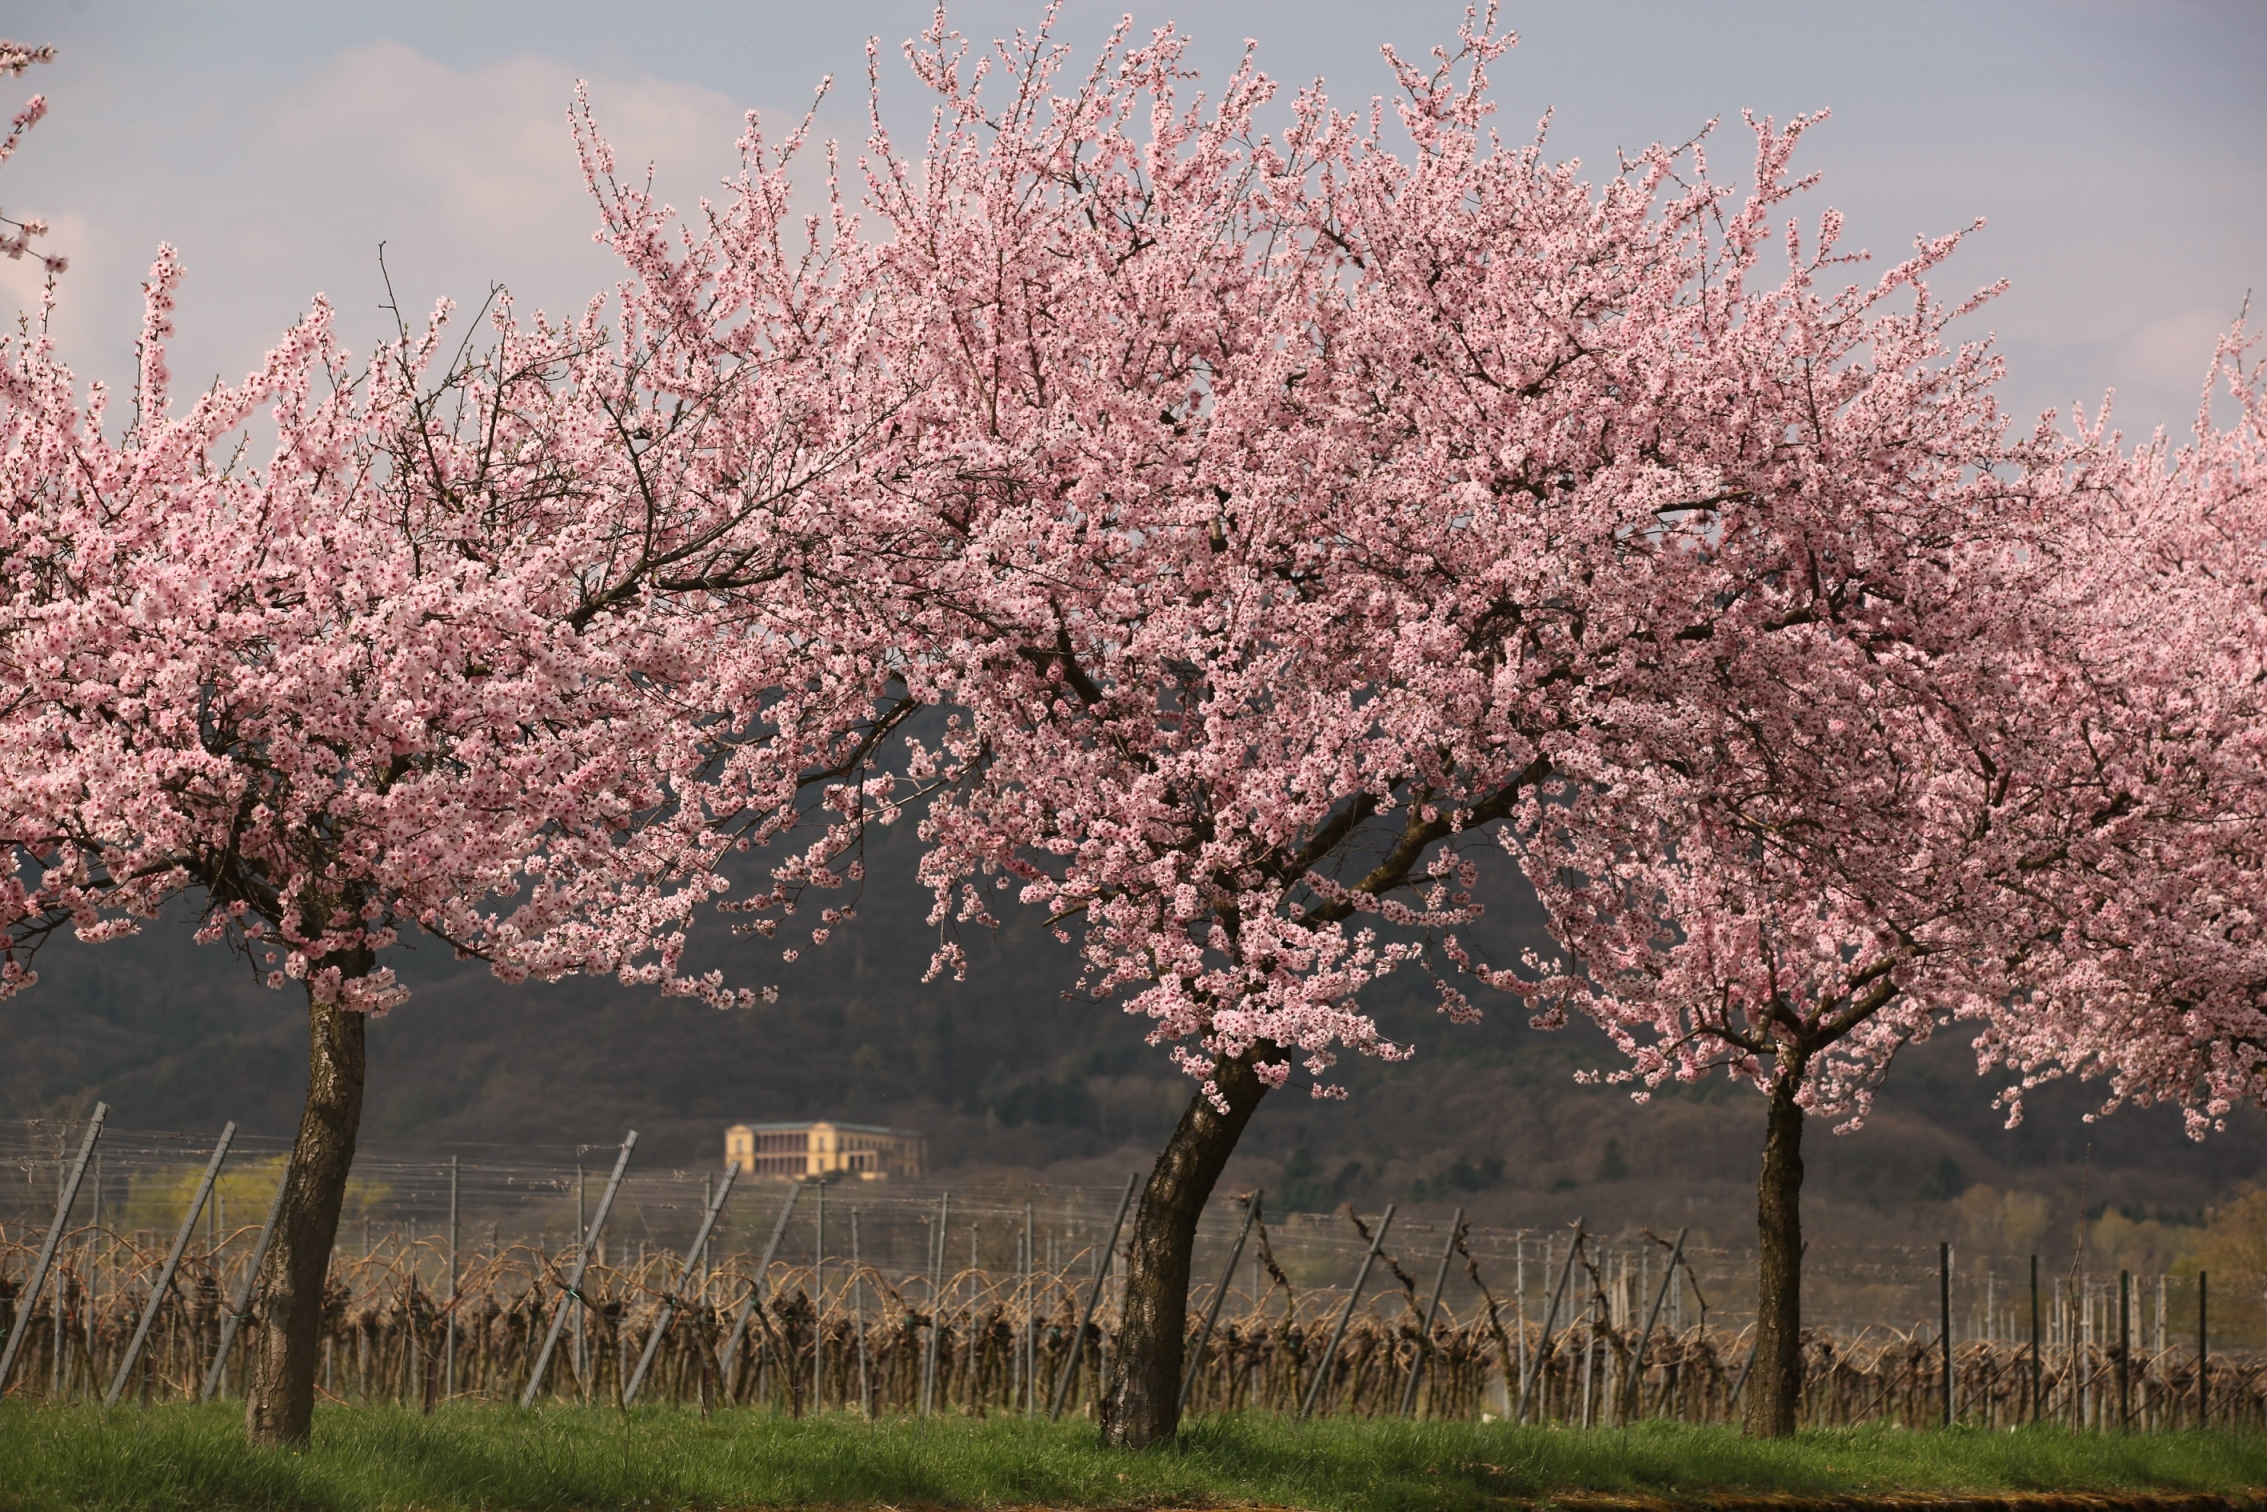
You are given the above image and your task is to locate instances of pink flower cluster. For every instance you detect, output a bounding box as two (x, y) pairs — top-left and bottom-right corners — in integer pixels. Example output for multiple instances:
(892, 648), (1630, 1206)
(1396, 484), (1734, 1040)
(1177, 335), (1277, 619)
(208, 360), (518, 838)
(0, 41), (64, 275)
(1970, 334), (2267, 1136)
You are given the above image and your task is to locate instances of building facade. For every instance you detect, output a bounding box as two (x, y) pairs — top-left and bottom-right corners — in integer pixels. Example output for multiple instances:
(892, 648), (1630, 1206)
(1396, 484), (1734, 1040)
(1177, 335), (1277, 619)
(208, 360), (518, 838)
(724, 1120), (927, 1181)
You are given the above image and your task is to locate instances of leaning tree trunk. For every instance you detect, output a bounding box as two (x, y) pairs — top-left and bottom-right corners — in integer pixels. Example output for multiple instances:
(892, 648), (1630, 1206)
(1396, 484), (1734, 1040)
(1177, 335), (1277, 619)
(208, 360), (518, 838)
(1744, 1059), (1807, 1438)
(1100, 1051), (1269, 1448)
(244, 946), (373, 1446)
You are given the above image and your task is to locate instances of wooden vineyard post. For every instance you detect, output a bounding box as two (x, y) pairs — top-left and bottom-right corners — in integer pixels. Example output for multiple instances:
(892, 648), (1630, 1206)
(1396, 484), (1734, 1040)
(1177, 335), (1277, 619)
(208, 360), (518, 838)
(571, 1167), (586, 1387)
(2118, 1269), (2131, 1431)
(1514, 1238), (1528, 1403)
(2029, 1254), (2041, 1425)
(1621, 1226), (1687, 1422)
(1517, 1222), (1584, 1423)
(90, 1149), (104, 1364)
(812, 1179), (826, 1413)
(522, 1131), (636, 1407)
(1022, 1199), (1036, 1415)
(0, 1102), (105, 1396)
(1939, 1242), (1953, 1428)
(201, 1151), (293, 1402)
(851, 1209), (871, 1418)
(50, 1140), (65, 1400)
(1181, 1190), (1262, 1417)
(443, 1156), (459, 1402)
(717, 1183), (803, 1396)
(1007, 1216), (1022, 1411)
(1588, 1250), (1602, 1426)
(1399, 1207), (1462, 1418)
(108, 1121), (235, 1407)
(2197, 1270), (2209, 1428)
(623, 1162), (738, 1407)
(1299, 1204), (1395, 1420)
(1050, 1174), (1138, 1421)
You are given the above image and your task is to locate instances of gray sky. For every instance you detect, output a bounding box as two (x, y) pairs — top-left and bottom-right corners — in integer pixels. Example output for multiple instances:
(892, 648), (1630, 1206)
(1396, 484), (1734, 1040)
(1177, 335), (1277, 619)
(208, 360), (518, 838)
(5, 1), (2262, 439)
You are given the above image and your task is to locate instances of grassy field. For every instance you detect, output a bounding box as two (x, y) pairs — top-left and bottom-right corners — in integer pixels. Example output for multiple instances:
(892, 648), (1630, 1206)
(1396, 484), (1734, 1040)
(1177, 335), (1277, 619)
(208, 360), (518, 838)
(4, 1404), (2267, 1512)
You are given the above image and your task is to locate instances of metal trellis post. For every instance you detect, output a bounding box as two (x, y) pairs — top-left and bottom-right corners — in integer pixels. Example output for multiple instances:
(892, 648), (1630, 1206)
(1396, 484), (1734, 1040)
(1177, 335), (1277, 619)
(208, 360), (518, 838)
(1181, 1190), (1262, 1417)
(1300, 1204), (1396, 1420)
(201, 1150), (293, 1403)
(1050, 1173), (1138, 1421)
(1399, 1207), (1463, 1418)
(623, 1161), (737, 1407)
(1516, 1221), (1584, 1424)
(521, 1130), (637, 1407)
(718, 1182), (802, 1388)
(1620, 1226), (1687, 1422)
(921, 1191), (951, 1415)
(0, 1102), (105, 1395)
(108, 1121), (234, 1407)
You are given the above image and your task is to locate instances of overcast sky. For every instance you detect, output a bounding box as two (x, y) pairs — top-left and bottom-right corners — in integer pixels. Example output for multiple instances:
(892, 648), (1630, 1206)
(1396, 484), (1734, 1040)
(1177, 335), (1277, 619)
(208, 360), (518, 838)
(4, 1), (2261, 440)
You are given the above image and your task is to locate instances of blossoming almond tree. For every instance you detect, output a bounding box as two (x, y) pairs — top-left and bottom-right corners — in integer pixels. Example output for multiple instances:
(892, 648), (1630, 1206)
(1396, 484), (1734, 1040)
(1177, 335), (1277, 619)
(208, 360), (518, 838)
(1492, 237), (2079, 1430)
(1973, 332), (2267, 1147)
(1528, 695), (2053, 1436)
(0, 73), (917, 1440)
(1501, 325), (2267, 1434)
(764, 8), (2055, 1444)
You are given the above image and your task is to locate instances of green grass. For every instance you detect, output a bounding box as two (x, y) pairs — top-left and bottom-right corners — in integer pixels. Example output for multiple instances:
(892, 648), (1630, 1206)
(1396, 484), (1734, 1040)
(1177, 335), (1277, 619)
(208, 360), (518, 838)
(4, 1404), (2266, 1512)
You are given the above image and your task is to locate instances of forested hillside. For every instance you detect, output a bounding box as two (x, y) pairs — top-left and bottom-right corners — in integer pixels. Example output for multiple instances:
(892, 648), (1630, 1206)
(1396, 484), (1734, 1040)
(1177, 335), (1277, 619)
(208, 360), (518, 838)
(5, 821), (2260, 1265)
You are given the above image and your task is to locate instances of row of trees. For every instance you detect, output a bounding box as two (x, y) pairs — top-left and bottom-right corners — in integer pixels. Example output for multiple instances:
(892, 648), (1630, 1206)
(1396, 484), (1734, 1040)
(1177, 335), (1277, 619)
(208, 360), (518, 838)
(2, 11), (2261, 1448)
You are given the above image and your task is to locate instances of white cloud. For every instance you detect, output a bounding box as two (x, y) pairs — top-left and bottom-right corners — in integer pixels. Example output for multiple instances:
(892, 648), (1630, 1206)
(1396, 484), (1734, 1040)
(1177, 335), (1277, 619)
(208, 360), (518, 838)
(6, 4), (2259, 444)
(15, 43), (756, 401)
(260, 42), (748, 325)
(2110, 306), (2241, 405)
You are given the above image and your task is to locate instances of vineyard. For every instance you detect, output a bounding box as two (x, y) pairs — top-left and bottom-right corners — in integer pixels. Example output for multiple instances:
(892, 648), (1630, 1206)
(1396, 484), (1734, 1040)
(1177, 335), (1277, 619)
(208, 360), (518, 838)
(6, 1193), (2264, 1431)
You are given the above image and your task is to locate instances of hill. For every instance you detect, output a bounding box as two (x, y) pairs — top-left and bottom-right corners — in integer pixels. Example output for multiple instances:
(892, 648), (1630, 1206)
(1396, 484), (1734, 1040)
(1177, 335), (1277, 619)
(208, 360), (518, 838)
(4, 821), (2261, 1276)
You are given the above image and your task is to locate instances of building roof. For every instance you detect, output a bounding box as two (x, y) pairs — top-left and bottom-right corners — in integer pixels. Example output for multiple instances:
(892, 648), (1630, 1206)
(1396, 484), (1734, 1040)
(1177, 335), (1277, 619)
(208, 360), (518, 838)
(727, 1120), (922, 1137)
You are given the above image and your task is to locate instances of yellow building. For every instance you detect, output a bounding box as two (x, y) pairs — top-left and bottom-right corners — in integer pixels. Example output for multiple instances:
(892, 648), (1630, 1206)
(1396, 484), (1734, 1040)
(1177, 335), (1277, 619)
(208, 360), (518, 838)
(724, 1120), (927, 1181)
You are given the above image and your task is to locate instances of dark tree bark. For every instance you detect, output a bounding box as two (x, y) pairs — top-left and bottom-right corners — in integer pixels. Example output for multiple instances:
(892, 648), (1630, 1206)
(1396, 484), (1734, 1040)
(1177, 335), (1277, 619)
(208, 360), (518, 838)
(244, 947), (372, 1446)
(1744, 1059), (1806, 1437)
(1099, 1051), (1269, 1448)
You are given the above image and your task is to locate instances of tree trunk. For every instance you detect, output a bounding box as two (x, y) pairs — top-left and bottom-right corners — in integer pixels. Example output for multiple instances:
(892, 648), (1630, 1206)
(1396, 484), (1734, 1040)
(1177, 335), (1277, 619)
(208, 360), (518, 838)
(1744, 1061), (1805, 1437)
(1099, 1051), (1268, 1448)
(244, 953), (371, 1446)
